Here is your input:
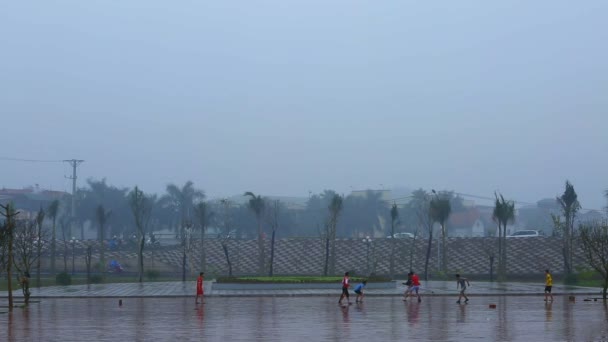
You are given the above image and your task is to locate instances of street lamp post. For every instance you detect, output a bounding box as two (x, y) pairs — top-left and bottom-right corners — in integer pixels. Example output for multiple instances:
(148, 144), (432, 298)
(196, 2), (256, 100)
(69, 237), (78, 275)
(363, 236), (373, 275)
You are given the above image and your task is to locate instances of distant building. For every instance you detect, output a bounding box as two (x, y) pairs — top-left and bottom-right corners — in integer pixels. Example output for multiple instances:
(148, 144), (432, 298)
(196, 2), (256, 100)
(0, 186), (68, 220)
(448, 207), (485, 237)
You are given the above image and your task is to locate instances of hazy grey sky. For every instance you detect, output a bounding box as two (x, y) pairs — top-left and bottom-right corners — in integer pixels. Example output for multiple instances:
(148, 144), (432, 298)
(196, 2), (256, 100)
(1, 1), (607, 209)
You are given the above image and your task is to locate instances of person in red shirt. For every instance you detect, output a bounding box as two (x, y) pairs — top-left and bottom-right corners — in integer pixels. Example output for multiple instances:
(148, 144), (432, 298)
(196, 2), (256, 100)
(338, 272), (351, 305)
(195, 272), (204, 304)
(403, 271), (421, 302)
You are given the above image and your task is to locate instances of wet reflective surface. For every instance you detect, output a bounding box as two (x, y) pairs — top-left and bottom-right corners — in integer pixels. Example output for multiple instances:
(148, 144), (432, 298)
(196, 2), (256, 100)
(1, 296), (607, 341)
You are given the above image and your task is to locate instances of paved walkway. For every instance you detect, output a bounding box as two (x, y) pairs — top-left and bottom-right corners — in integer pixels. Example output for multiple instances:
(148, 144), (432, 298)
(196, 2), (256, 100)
(0, 280), (602, 299)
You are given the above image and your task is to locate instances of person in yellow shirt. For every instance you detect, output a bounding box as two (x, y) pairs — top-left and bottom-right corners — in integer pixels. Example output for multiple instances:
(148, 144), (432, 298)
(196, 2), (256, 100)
(544, 269), (553, 302)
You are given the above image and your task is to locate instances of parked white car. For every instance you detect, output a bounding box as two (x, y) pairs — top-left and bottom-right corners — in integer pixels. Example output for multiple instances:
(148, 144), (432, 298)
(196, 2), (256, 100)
(507, 230), (541, 238)
(386, 232), (415, 239)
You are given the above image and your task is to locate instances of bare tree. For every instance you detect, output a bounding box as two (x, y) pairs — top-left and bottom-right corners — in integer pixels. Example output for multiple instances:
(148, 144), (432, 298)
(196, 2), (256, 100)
(96, 205), (111, 273)
(0, 203), (18, 310)
(163, 182), (204, 281)
(220, 199), (233, 276)
(129, 186), (153, 283)
(34, 207), (45, 288)
(180, 221), (195, 281)
(194, 201), (212, 272)
(409, 189), (434, 281)
(13, 219), (46, 305)
(327, 194), (343, 276)
(430, 191), (451, 272)
(84, 242), (93, 284)
(389, 203), (399, 279)
(47, 199), (60, 275)
(244, 192), (266, 275)
(578, 220), (608, 299)
(482, 238), (496, 282)
(266, 200), (281, 277)
(59, 215), (70, 272)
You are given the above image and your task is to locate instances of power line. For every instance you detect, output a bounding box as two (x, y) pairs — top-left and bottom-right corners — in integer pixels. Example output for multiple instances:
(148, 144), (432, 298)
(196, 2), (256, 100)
(0, 157), (63, 163)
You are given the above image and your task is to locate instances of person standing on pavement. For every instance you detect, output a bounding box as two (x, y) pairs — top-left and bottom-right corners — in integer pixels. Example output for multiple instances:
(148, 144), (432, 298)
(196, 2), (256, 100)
(196, 272), (204, 304)
(456, 274), (470, 304)
(544, 269), (553, 302)
(339, 272), (351, 305)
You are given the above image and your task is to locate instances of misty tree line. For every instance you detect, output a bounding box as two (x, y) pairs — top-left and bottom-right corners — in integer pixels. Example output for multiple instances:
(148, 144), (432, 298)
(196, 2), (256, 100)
(2, 178), (608, 310)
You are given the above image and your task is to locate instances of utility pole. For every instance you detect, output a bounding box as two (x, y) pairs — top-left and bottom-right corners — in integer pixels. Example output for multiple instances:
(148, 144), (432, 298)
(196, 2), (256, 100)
(64, 159), (84, 239)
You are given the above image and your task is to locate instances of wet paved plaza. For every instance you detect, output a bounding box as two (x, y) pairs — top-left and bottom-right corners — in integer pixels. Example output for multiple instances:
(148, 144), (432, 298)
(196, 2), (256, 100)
(2, 296), (607, 341)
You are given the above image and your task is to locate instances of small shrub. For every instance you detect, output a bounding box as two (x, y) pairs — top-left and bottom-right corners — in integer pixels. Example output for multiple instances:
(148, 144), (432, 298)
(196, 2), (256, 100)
(56, 272), (72, 286)
(93, 262), (104, 272)
(89, 275), (104, 284)
(146, 270), (160, 280)
(564, 273), (579, 285)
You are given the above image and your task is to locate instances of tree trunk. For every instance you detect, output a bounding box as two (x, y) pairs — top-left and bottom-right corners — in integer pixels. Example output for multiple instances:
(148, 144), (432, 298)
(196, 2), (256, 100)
(138, 236), (144, 282)
(409, 237), (416, 272)
(497, 222), (502, 280)
(99, 224), (105, 274)
(257, 219), (265, 275)
(329, 223), (336, 276)
(51, 221), (56, 275)
(269, 229), (276, 277)
(36, 239), (42, 288)
(423, 232), (433, 281)
(7, 214), (14, 310)
(221, 241), (232, 277)
(563, 214), (572, 276)
(489, 255), (494, 282)
(22, 276), (30, 306)
(502, 225), (507, 280)
(323, 236), (330, 276)
(62, 226), (68, 272)
(441, 223), (447, 272)
(200, 225), (206, 272)
(182, 248), (187, 282)
(85, 245), (92, 284)
(389, 221), (395, 279)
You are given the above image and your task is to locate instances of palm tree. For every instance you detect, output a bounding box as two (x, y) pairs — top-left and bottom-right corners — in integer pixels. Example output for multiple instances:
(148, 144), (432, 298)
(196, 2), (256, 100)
(327, 194), (343, 276)
(493, 193), (515, 281)
(389, 203), (398, 279)
(557, 181), (580, 277)
(165, 181), (205, 224)
(430, 191), (451, 272)
(244, 192), (266, 275)
(96, 205), (111, 273)
(47, 200), (60, 275)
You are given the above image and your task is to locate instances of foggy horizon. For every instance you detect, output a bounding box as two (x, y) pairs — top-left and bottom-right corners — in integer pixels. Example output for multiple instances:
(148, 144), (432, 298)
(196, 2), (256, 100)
(2, 1), (607, 210)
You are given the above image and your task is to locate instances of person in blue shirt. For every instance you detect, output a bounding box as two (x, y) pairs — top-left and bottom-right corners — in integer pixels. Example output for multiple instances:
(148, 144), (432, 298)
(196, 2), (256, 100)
(354, 280), (367, 303)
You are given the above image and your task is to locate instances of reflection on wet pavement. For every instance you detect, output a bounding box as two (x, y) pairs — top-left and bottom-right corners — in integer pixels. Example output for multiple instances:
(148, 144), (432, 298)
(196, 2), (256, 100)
(1, 296), (607, 341)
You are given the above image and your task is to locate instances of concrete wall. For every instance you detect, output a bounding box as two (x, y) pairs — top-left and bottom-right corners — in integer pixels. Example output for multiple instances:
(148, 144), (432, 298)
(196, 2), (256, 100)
(151, 237), (584, 278)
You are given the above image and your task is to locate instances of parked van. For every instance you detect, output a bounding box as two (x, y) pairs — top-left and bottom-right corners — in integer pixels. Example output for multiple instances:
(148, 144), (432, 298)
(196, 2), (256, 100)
(386, 232), (415, 239)
(507, 230), (541, 238)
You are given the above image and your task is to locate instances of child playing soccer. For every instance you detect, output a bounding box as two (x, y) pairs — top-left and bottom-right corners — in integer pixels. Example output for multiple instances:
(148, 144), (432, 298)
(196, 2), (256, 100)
(354, 280), (367, 303)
